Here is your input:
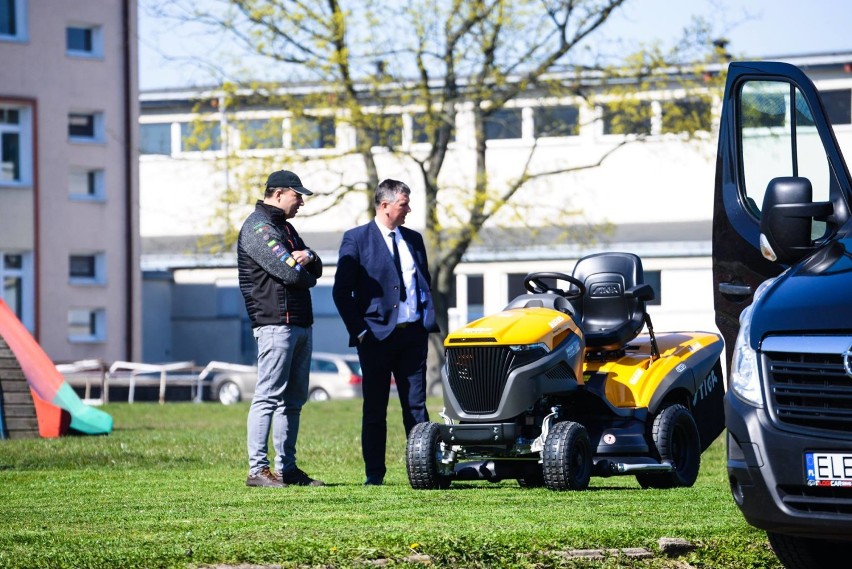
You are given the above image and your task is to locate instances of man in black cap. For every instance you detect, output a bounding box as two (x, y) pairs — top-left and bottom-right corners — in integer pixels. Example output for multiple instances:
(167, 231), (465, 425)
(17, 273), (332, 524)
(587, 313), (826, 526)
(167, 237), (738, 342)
(238, 169), (325, 488)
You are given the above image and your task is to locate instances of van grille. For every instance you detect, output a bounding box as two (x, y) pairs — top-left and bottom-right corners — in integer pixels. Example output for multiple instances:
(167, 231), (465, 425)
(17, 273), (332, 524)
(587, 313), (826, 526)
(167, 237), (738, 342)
(764, 338), (852, 433)
(446, 347), (517, 414)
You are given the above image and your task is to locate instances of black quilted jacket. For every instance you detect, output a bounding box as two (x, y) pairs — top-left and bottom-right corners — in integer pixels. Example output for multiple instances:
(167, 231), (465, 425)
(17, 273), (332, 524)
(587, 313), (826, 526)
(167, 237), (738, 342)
(237, 201), (322, 328)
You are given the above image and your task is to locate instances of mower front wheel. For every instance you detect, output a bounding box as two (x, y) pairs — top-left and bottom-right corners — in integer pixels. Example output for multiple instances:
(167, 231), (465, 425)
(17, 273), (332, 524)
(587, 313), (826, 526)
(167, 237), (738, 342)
(636, 403), (701, 489)
(406, 422), (452, 490)
(542, 421), (592, 491)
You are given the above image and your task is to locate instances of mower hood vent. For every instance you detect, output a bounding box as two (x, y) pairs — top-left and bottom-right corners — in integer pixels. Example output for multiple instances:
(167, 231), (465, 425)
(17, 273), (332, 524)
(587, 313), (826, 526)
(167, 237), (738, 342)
(446, 346), (518, 414)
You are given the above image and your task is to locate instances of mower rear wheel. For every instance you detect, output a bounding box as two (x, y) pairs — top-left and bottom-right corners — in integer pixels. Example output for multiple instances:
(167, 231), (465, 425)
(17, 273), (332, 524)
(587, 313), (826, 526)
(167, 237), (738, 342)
(542, 421), (592, 491)
(406, 422), (452, 490)
(636, 403), (701, 489)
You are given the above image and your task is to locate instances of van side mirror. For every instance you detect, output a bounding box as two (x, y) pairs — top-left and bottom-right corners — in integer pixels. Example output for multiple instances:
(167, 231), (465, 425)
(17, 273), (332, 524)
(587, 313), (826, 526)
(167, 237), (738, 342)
(759, 176), (833, 264)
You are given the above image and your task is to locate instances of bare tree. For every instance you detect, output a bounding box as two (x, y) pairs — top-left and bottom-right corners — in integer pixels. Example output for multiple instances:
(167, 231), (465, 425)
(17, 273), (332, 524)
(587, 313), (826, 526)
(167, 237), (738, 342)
(144, 0), (728, 379)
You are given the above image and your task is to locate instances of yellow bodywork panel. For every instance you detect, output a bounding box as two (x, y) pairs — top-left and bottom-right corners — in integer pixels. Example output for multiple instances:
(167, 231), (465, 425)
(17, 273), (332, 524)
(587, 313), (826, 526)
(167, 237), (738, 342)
(445, 307), (582, 350)
(583, 331), (721, 408)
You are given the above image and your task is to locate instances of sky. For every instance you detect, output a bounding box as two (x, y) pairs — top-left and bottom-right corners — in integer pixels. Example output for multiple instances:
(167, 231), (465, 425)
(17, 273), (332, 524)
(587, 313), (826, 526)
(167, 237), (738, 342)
(138, 0), (852, 92)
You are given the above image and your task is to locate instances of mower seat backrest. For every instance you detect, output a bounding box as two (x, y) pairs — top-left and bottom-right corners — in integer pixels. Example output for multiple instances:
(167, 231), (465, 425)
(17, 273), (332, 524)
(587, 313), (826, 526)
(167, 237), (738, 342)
(504, 293), (573, 315)
(570, 252), (653, 351)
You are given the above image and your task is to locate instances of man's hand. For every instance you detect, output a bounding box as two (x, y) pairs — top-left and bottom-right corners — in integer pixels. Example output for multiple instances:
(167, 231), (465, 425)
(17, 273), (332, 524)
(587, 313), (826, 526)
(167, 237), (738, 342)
(291, 249), (314, 267)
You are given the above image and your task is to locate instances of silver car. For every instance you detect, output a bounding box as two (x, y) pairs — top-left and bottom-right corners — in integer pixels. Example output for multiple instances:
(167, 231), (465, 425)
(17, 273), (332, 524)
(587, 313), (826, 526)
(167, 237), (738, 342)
(210, 352), (363, 405)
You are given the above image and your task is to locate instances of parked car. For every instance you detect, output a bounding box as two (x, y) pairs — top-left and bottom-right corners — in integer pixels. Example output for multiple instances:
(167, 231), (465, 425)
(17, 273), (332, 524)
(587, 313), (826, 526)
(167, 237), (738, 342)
(209, 352), (363, 405)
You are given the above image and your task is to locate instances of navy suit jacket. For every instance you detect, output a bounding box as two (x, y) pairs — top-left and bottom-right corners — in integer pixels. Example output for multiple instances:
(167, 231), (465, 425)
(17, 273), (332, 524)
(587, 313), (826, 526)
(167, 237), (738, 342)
(333, 222), (440, 346)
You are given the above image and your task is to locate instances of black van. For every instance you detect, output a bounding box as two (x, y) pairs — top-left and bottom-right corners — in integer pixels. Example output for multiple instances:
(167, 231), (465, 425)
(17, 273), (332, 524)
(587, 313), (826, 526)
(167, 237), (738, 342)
(714, 61), (852, 567)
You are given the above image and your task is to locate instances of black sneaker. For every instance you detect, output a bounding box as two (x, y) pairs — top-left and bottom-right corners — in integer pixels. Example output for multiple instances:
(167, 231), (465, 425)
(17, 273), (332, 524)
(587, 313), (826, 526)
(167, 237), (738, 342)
(246, 467), (285, 488)
(280, 467), (325, 486)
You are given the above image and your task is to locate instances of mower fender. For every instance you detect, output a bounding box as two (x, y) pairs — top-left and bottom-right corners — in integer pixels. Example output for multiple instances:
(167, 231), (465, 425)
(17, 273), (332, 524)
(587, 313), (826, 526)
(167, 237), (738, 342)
(647, 336), (725, 451)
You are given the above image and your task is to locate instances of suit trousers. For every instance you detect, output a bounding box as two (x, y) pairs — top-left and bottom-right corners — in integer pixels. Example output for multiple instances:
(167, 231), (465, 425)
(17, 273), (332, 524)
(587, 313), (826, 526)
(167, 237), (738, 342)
(357, 322), (430, 480)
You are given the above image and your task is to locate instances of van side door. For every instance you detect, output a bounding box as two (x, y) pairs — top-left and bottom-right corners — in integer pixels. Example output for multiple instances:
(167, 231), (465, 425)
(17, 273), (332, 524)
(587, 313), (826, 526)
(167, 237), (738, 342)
(712, 61), (852, 368)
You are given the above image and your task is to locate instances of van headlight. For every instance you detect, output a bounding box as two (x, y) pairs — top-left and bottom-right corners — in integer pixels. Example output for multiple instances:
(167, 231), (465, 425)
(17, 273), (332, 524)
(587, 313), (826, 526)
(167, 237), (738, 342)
(730, 278), (775, 406)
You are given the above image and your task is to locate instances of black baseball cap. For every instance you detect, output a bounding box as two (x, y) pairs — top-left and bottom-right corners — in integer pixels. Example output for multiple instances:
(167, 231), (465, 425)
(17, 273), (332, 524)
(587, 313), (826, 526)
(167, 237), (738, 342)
(265, 170), (313, 196)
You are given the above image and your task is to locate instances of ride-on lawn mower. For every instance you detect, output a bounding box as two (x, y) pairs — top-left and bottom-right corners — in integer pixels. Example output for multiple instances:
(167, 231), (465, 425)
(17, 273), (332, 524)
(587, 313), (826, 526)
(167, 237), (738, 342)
(406, 252), (725, 491)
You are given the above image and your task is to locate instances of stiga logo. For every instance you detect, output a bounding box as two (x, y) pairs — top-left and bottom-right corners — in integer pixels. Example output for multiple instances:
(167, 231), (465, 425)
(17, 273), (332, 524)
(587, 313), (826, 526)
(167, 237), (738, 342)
(590, 282), (622, 297)
(692, 369), (720, 406)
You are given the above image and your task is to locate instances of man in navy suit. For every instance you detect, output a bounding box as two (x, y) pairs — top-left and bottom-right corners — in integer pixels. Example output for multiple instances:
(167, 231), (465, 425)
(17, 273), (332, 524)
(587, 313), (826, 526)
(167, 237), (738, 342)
(333, 179), (440, 485)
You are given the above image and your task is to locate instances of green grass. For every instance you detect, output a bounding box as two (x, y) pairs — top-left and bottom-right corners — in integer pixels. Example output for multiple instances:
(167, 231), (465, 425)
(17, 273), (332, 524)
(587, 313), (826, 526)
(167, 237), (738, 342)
(0, 398), (781, 568)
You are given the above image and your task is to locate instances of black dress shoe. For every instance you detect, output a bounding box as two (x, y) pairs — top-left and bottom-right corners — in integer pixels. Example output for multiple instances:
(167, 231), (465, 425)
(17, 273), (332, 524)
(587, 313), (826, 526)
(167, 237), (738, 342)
(364, 476), (383, 486)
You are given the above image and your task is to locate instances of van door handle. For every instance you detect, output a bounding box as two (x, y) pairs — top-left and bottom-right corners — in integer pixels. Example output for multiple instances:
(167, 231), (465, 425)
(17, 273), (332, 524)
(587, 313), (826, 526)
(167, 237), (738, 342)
(718, 282), (752, 296)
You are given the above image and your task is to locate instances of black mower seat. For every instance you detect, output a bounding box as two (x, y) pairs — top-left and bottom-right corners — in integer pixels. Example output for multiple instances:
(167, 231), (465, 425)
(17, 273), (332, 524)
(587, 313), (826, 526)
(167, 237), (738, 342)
(570, 252), (655, 352)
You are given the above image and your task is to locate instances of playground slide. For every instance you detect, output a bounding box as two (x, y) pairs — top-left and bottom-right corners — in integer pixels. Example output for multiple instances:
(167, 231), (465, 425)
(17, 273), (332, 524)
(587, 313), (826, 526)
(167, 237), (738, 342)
(0, 299), (112, 437)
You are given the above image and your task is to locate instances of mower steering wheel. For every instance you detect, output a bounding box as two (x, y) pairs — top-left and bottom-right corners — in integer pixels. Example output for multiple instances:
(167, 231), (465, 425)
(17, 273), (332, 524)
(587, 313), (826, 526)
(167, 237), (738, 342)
(524, 272), (585, 300)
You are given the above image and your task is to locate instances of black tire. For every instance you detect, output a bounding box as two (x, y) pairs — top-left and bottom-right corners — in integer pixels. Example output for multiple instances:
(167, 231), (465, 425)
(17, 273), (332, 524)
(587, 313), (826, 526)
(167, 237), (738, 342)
(542, 421), (592, 491)
(216, 380), (242, 405)
(308, 387), (330, 402)
(767, 532), (845, 569)
(406, 422), (452, 490)
(636, 403), (701, 489)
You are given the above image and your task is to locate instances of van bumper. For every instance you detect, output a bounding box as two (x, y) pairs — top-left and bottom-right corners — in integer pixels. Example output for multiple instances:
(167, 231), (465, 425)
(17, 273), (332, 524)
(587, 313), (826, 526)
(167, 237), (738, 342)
(725, 391), (852, 541)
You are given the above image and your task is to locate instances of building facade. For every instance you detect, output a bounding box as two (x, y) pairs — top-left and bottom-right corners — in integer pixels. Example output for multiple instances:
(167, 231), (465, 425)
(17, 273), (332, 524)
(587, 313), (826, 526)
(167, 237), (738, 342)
(137, 52), (852, 367)
(0, 0), (141, 362)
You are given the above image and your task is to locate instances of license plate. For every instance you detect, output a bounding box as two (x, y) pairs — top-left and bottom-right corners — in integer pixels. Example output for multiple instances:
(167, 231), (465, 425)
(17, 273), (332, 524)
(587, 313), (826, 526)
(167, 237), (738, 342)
(806, 452), (852, 487)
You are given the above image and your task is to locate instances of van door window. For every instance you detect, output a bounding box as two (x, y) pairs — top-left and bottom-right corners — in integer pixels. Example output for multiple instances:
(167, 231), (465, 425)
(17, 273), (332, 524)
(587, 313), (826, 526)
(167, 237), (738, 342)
(739, 80), (831, 239)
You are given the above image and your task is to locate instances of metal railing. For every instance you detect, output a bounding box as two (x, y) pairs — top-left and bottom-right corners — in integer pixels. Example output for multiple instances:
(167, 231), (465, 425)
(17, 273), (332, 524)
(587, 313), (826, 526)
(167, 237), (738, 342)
(58, 360), (258, 404)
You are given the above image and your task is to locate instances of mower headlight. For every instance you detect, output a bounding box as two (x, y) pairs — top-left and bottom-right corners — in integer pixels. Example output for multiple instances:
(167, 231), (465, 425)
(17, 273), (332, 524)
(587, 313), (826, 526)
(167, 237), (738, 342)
(730, 278), (774, 407)
(509, 342), (550, 354)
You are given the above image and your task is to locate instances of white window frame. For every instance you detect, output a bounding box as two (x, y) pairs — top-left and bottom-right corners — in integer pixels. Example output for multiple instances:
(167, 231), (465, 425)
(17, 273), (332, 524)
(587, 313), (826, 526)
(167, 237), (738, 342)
(0, 103), (33, 186)
(0, 0), (28, 43)
(65, 23), (103, 58)
(67, 307), (106, 343)
(68, 167), (105, 201)
(68, 252), (106, 286)
(0, 251), (34, 331)
(68, 111), (105, 143)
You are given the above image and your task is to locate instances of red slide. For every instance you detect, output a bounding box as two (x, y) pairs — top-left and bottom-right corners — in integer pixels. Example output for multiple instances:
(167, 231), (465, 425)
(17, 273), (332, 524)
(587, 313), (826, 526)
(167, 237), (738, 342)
(0, 299), (112, 437)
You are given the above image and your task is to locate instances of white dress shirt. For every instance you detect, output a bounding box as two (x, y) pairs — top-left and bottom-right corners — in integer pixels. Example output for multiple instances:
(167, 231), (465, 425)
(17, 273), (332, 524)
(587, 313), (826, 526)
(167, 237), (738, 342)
(375, 218), (420, 324)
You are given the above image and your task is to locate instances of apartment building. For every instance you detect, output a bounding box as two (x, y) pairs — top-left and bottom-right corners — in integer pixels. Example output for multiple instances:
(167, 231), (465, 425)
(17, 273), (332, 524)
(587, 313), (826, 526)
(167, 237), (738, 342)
(0, 0), (141, 362)
(137, 52), (852, 366)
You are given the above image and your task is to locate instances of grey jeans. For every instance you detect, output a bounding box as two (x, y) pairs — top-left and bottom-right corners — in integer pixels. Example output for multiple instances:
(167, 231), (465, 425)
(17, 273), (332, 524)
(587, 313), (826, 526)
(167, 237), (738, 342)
(247, 324), (312, 475)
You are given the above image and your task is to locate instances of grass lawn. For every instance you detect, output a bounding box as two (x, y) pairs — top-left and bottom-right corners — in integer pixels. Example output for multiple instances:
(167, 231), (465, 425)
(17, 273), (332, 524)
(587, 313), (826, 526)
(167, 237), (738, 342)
(0, 397), (781, 568)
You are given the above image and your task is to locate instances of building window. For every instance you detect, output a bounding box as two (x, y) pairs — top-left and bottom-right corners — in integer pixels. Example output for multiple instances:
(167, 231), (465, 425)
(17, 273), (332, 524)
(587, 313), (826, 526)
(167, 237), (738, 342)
(0, 0), (25, 41)
(0, 107), (20, 182)
(1, 253), (23, 317)
(466, 274), (484, 322)
(68, 168), (104, 200)
(821, 89), (851, 126)
(484, 108), (523, 140)
(1, 251), (32, 329)
(535, 105), (580, 138)
(291, 116), (335, 149)
(411, 112), (455, 144)
(66, 25), (102, 57)
(603, 101), (653, 135)
(644, 270), (661, 306)
(68, 112), (103, 142)
(180, 121), (221, 152)
(140, 123), (172, 155)
(359, 115), (402, 148)
(68, 308), (106, 342)
(239, 118), (283, 150)
(69, 253), (105, 285)
(661, 98), (712, 134)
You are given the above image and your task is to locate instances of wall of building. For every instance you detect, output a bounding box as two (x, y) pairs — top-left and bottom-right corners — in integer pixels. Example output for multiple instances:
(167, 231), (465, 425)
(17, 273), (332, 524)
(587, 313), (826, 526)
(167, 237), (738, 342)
(0, 0), (141, 362)
(136, 54), (852, 366)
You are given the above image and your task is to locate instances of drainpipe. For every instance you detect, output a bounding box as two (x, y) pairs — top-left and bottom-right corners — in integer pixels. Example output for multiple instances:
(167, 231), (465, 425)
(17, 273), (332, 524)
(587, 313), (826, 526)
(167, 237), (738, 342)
(122, 0), (135, 360)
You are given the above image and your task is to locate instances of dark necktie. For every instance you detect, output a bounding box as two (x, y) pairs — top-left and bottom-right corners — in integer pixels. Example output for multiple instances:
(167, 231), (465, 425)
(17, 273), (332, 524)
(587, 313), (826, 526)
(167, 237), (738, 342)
(389, 231), (407, 301)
